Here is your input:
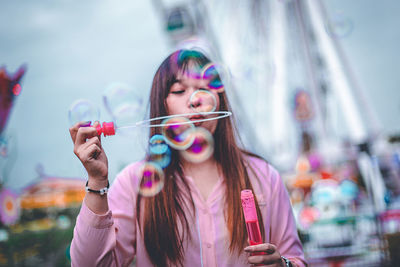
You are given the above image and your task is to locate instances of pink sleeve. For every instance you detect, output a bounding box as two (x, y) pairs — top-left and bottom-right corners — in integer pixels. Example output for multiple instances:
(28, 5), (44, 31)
(70, 166), (137, 267)
(269, 167), (308, 267)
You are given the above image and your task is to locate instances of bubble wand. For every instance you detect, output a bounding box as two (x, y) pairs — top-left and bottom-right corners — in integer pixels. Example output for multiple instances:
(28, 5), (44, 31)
(79, 111), (232, 137)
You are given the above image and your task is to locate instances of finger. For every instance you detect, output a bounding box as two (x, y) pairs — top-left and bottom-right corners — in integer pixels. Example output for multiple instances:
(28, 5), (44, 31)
(69, 121), (92, 143)
(248, 254), (281, 265)
(79, 121), (92, 127)
(75, 125), (99, 147)
(245, 243), (276, 254)
(92, 121), (102, 145)
(79, 144), (102, 162)
(69, 122), (83, 143)
(81, 136), (102, 151)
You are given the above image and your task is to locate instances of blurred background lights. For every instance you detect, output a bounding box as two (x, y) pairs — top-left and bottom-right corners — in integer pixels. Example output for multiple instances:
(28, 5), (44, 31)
(12, 84), (21, 96)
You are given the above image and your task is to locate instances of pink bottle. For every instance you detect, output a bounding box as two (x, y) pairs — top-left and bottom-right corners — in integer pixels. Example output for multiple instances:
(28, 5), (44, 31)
(241, 189), (263, 245)
(241, 189), (265, 261)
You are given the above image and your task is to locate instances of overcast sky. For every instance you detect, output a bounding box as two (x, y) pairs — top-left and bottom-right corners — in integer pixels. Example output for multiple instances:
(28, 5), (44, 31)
(0, 0), (399, 190)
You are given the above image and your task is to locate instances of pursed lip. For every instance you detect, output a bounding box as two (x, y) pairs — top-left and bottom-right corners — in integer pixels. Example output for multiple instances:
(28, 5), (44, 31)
(189, 115), (206, 127)
(189, 114), (206, 121)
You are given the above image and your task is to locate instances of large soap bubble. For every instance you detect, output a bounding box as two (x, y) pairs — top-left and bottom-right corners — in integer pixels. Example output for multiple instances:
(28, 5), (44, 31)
(161, 117), (195, 150)
(180, 127), (214, 163)
(68, 99), (100, 126)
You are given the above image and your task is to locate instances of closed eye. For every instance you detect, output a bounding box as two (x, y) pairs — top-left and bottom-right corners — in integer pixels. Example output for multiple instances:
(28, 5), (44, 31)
(170, 90), (185, 94)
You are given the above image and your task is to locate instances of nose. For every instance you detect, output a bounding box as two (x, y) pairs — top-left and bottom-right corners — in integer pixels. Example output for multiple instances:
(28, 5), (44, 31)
(189, 95), (202, 109)
(188, 89), (217, 113)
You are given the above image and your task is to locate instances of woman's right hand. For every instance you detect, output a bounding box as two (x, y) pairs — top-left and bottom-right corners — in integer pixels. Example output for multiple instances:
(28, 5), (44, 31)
(69, 121), (109, 182)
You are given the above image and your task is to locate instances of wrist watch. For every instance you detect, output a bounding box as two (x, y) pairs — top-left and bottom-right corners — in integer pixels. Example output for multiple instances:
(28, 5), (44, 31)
(281, 256), (292, 267)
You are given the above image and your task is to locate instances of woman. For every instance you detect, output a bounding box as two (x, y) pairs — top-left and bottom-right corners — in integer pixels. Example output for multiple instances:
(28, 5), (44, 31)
(69, 50), (307, 267)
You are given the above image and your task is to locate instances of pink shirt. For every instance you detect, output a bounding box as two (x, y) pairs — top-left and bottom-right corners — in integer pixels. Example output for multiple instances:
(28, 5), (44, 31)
(71, 156), (307, 267)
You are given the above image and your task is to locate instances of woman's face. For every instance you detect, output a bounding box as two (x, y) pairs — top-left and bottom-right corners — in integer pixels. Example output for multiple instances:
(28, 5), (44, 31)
(165, 68), (220, 134)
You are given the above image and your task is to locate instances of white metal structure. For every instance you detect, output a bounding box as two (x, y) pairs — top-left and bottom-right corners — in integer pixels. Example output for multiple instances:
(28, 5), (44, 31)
(153, 0), (381, 170)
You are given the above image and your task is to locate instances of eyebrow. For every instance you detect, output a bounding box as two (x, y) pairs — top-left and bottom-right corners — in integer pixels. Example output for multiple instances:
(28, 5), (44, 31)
(171, 78), (182, 85)
(172, 77), (207, 88)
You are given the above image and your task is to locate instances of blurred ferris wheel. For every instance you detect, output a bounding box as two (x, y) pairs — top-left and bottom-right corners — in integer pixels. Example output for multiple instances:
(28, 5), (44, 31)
(151, 0), (382, 171)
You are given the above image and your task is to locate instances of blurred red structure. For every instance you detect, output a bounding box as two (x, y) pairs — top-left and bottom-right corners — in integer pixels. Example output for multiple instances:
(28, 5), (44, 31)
(0, 65), (26, 135)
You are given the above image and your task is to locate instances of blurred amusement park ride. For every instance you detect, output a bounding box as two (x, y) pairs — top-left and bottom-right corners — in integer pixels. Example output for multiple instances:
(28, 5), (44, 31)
(154, 0), (400, 265)
(0, 170), (85, 266)
(0, 166), (85, 266)
(0, 66), (85, 265)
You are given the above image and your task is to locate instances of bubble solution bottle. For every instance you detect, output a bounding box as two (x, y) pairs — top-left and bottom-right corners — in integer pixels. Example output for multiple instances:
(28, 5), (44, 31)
(241, 189), (265, 257)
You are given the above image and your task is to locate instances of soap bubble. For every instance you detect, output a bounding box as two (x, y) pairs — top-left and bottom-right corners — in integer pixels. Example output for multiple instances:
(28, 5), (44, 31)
(113, 103), (142, 136)
(103, 82), (143, 131)
(68, 99), (99, 126)
(189, 89), (217, 113)
(137, 162), (165, 197)
(201, 63), (229, 93)
(161, 117), (195, 150)
(149, 134), (171, 169)
(177, 36), (219, 62)
(149, 134), (169, 155)
(325, 12), (354, 38)
(180, 127), (214, 163)
(149, 147), (172, 169)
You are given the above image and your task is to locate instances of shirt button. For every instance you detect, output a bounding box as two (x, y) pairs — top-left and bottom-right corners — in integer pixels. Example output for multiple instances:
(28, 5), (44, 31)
(206, 243), (212, 248)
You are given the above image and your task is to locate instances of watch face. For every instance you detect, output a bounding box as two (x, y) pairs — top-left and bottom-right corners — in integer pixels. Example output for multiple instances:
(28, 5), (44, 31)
(281, 256), (292, 267)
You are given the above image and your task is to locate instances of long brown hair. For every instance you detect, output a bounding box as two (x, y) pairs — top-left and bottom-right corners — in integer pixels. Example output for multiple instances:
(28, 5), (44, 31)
(136, 50), (265, 267)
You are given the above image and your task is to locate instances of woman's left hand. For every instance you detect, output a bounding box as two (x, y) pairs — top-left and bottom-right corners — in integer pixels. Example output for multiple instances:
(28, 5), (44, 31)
(244, 243), (285, 266)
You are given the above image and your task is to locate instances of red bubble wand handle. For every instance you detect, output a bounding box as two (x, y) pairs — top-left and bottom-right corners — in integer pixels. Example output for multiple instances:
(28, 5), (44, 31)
(81, 121), (116, 137)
